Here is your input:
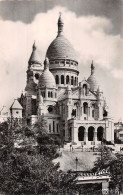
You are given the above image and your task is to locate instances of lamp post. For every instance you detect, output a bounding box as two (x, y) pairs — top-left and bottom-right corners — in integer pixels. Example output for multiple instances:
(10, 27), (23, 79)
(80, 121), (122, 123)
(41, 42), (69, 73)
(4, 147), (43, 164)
(75, 157), (78, 171)
(70, 144), (72, 152)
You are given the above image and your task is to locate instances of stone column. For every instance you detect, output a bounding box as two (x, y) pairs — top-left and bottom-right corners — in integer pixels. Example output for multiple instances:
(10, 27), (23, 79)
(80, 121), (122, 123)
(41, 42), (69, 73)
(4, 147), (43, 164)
(102, 181), (109, 195)
(94, 131), (97, 142)
(84, 131), (88, 143)
(88, 107), (90, 117)
(90, 106), (92, 118)
(81, 106), (83, 116)
(64, 72), (66, 85)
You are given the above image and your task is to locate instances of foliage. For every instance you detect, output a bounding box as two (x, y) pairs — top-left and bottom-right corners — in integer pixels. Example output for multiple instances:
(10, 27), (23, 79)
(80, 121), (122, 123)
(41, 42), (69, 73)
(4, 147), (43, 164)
(33, 116), (60, 159)
(92, 145), (116, 171)
(93, 144), (123, 191)
(0, 118), (78, 195)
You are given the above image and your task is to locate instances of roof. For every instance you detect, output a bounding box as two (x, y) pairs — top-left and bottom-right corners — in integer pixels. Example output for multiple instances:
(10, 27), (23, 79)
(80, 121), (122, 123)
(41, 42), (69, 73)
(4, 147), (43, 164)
(46, 14), (77, 62)
(87, 62), (99, 92)
(29, 42), (41, 65)
(87, 74), (99, 92)
(46, 35), (77, 61)
(10, 99), (23, 110)
(38, 69), (56, 88)
(38, 58), (56, 88)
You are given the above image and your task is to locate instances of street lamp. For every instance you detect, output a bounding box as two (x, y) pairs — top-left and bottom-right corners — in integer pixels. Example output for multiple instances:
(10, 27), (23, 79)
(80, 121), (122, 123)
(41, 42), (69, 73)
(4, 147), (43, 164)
(75, 157), (78, 171)
(70, 144), (72, 152)
(81, 142), (84, 152)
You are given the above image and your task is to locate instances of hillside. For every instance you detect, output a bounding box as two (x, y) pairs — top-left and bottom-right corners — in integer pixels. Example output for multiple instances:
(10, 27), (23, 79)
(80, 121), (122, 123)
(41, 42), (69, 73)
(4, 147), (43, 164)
(53, 149), (99, 172)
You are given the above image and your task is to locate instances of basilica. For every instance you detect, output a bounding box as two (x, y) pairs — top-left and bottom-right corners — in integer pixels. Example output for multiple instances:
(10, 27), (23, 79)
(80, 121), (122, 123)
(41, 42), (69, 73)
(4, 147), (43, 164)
(17, 14), (114, 146)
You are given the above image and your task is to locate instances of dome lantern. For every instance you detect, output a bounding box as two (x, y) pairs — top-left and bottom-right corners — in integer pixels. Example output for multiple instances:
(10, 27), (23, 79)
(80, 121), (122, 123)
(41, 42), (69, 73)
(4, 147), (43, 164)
(57, 12), (64, 36)
(91, 60), (95, 75)
(44, 57), (49, 70)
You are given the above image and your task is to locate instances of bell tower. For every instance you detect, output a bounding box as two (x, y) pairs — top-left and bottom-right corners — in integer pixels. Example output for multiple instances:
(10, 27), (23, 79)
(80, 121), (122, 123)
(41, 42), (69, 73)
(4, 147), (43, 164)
(25, 42), (43, 123)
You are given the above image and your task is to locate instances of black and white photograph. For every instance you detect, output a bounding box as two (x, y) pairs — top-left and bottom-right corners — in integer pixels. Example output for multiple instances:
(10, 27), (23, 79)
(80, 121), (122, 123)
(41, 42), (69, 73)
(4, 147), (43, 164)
(0, 0), (123, 194)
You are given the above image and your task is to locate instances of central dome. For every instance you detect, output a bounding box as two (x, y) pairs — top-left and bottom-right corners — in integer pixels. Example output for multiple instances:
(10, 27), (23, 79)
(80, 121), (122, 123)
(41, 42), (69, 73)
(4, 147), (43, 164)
(46, 35), (77, 61)
(46, 14), (77, 62)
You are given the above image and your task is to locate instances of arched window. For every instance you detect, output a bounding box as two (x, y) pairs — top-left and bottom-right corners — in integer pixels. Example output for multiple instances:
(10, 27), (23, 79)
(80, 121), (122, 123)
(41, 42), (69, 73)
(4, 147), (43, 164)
(78, 126), (85, 141)
(66, 75), (69, 84)
(55, 75), (59, 84)
(51, 92), (53, 98)
(61, 75), (64, 84)
(48, 91), (50, 98)
(97, 127), (104, 141)
(71, 76), (73, 85)
(83, 102), (88, 114)
(35, 73), (40, 80)
(83, 84), (87, 96)
(88, 126), (94, 141)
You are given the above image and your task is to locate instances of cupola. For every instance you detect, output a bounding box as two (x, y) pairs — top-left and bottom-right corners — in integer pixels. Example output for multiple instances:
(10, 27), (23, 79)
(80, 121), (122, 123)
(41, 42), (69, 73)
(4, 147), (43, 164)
(87, 61), (99, 92)
(28, 41), (41, 66)
(38, 57), (56, 88)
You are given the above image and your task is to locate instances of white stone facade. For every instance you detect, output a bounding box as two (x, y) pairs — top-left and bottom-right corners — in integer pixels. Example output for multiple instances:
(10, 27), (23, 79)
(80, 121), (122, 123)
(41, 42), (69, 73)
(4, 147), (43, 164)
(18, 14), (114, 146)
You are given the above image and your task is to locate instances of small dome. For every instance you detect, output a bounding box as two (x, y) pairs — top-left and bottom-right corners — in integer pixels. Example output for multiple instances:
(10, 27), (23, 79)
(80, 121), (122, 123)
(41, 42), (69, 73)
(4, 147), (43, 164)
(38, 58), (56, 88)
(87, 62), (99, 92)
(29, 41), (41, 65)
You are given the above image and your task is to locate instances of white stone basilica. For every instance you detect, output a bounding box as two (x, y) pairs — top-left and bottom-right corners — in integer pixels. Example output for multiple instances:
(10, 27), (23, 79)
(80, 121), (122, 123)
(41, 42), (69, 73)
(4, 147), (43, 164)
(18, 14), (114, 146)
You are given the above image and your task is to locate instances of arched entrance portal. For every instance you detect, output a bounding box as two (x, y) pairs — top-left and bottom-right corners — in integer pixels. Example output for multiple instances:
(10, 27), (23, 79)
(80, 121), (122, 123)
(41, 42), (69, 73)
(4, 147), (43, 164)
(97, 127), (104, 141)
(88, 126), (94, 141)
(78, 126), (85, 141)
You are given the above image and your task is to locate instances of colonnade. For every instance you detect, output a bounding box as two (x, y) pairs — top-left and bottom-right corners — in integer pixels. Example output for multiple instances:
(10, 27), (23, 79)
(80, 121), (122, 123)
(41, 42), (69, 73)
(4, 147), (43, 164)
(55, 74), (78, 86)
(78, 126), (104, 142)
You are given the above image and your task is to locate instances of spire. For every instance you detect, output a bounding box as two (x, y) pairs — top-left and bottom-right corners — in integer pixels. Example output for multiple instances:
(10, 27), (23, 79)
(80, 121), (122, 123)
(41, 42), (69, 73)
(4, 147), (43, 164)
(44, 57), (49, 70)
(57, 12), (64, 36)
(33, 41), (36, 50)
(104, 98), (108, 110)
(91, 60), (95, 75)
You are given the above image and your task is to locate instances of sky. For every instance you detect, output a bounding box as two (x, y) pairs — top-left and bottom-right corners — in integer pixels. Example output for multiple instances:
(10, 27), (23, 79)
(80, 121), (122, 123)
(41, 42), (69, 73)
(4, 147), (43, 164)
(0, 0), (123, 122)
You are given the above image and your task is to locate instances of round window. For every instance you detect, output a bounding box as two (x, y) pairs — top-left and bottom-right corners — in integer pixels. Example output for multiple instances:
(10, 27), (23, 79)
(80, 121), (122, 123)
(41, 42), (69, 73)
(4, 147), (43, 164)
(48, 106), (53, 113)
(16, 111), (19, 114)
(35, 73), (39, 80)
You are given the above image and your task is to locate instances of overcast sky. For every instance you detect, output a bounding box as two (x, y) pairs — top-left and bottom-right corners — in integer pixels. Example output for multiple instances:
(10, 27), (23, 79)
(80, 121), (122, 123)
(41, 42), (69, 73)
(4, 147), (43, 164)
(0, 0), (123, 122)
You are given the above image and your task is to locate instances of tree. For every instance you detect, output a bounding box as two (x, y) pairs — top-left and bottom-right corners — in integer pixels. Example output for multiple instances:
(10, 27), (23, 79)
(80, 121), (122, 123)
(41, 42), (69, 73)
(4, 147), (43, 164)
(0, 119), (78, 195)
(33, 115), (60, 159)
(93, 144), (123, 192)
